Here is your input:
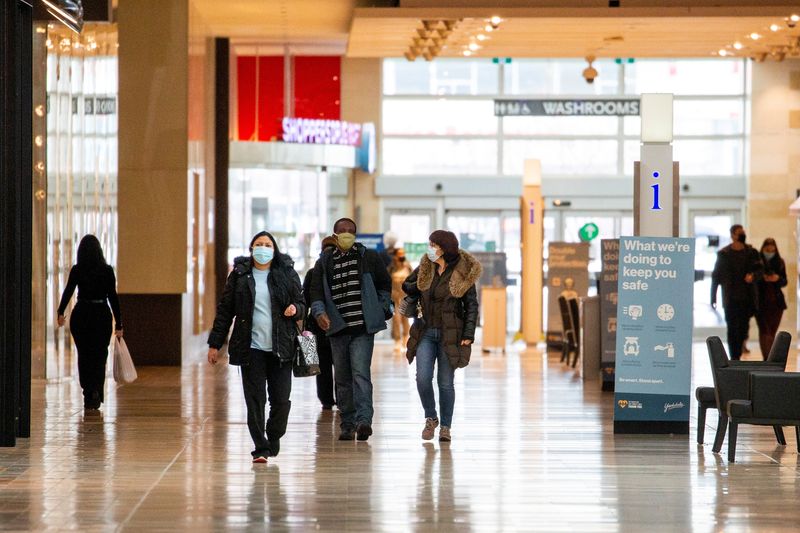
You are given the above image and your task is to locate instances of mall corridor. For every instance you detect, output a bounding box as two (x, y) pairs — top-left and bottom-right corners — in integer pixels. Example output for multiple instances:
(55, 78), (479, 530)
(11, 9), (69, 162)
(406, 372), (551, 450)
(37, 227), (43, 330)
(1, 342), (799, 531)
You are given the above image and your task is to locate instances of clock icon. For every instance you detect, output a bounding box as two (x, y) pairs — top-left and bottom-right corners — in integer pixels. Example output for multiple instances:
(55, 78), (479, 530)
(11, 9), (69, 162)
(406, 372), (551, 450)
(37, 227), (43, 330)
(657, 304), (675, 321)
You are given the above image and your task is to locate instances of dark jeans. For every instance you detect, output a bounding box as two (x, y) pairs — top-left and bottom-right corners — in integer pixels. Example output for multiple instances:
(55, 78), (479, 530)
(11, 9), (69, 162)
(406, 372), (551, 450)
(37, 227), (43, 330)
(241, 348), (292, 457)
(756, 307), (783, 360)
(315, 333), (336, 407)
(70, 301), (112, 407)
(724, 302), (752, 361)
(329, 332), (375, 430)
(415, 328), (456, 427)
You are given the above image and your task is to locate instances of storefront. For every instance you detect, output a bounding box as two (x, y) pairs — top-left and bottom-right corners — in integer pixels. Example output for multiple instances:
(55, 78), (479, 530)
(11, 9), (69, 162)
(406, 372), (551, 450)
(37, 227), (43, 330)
(228, 119), (371, 272)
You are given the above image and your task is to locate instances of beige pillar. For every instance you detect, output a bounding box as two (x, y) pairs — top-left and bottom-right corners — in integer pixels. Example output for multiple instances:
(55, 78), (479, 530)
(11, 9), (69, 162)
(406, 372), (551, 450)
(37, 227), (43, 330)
(521, 160), (544, 345)
(117, 0), (215, 364)
(749, 60), (800, 335)
(341, 58), (381, 232)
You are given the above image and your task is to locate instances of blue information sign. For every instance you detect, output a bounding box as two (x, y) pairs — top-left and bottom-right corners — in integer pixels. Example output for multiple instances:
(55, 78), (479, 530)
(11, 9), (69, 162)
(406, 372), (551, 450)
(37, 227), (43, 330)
(613, 237), (695, 429)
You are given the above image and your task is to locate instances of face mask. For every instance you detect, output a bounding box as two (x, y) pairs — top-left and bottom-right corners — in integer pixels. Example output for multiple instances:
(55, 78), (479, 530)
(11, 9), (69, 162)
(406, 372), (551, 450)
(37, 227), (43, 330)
(764, 252), (775, 261)
(427, 246), (441, 262)
(336, 233), (356, 251)
(252, 247), (274, 265)
(737, 233), (747, 244)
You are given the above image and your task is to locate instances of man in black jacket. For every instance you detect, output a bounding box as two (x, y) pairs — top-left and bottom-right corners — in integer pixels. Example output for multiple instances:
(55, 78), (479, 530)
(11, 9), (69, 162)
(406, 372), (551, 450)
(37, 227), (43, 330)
(309, 218), (393, 441)
(711, 224), (763, 360)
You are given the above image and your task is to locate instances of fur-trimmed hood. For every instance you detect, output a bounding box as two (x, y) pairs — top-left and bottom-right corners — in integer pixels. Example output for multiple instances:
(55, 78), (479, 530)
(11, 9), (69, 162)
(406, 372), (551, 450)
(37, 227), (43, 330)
(417, 250), (482, 298)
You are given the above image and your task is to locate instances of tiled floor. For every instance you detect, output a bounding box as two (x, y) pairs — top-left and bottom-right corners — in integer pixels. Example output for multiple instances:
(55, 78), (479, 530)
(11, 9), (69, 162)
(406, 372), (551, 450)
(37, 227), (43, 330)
(1, 341), (799, 532)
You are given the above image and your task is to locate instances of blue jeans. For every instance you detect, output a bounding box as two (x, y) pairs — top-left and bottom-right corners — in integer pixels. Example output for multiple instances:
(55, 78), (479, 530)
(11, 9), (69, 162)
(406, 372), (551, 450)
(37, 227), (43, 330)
(415, 328), (455, 427)
(329, 332), (375, 430)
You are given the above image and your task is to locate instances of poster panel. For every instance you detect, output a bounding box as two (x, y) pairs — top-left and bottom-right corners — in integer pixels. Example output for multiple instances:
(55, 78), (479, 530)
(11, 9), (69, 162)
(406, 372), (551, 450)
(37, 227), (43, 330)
(546, 242), (590, 345)
(613, 237), (695, 427)
(600, 239), (619, 391)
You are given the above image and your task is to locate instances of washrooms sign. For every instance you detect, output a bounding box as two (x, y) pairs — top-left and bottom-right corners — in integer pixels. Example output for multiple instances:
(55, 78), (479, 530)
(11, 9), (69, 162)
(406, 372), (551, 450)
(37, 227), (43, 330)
(613, 236), (695, 430)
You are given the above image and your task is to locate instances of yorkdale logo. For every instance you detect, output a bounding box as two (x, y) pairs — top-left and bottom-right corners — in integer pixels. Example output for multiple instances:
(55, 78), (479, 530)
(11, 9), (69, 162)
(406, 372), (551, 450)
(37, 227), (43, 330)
(618, 400), (628, 408)
(664, 402), (685, 413)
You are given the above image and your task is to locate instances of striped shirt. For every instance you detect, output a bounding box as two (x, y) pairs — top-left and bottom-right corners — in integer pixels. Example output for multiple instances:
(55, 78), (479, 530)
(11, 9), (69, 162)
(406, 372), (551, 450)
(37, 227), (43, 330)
(330, 249), (364, 331)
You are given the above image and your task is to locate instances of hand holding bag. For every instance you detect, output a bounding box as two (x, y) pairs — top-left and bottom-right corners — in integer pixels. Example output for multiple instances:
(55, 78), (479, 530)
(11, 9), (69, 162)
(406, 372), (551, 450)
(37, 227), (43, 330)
(113, 337), (138, 384)
(293, 324), (321, 378)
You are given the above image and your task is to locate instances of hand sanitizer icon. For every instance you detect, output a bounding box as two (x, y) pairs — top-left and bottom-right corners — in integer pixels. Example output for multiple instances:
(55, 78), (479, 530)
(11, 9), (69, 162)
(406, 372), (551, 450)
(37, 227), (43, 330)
(655, 343), (675, 358)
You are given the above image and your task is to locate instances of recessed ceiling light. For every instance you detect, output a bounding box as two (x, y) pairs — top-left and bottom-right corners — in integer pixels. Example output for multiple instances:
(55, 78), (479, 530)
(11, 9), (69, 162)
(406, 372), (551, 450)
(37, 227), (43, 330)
(468, 42), (480, 51)
(484, 24), (494, 32)
(490, 16), (502, 25)
(791, 14), (800, 22)
(463, 50), (472, 56)
(770, 23), (781, 31)
(476, 34), (488, 41)
(749, 32), (761, 40)
(718, 49), (728, 56)
(733, 42), (743, 50)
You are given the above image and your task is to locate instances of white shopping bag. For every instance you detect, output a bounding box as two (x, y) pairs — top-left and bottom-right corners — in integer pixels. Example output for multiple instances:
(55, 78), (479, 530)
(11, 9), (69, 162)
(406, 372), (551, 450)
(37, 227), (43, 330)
(113, 337), (138, 384)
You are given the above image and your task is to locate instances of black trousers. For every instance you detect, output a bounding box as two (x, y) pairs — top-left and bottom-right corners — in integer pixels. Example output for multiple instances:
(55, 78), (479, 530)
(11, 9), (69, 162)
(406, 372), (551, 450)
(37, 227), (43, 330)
(756, 307), (783, 360)
(241, 348), (292, 457)
(724, 302), (752, 361)
(70, 301), (112, 406)
(315, 333), (335, 407)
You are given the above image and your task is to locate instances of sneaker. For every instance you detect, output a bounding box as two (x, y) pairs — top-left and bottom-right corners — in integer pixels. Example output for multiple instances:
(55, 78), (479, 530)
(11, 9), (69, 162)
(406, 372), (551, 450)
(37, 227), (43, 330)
(422, 418), (439, 440)
(439, 427), (451, 442)
(322, 403), (334, 411)
(339, 428), (356, 441)
(252, 455), (268, 464)
(356, 423), (373, 441)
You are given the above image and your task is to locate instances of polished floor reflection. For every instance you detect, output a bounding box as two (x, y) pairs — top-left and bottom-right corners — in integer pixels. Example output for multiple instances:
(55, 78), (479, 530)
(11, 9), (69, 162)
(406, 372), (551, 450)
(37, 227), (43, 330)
(1, 341), (799, 531)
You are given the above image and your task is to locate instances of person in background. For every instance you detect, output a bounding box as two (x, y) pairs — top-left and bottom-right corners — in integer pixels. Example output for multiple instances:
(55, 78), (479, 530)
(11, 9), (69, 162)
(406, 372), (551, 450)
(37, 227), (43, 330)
(390, 248), (413, 353)
(310, 218), (393, 441)
(756, 237), (787, 359)
(379, 231), (399, 268)
(303, 235), (339, 410)
(403, 230), (481, 442)
(57, 235), (124, 411)
(711, 224), (763, 360)
(207, 231), (305, 464)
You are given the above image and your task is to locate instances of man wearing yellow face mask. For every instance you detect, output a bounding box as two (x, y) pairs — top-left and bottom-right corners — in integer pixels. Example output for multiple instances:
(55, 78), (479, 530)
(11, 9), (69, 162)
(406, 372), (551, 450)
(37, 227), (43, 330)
(309, 218), (394, 441)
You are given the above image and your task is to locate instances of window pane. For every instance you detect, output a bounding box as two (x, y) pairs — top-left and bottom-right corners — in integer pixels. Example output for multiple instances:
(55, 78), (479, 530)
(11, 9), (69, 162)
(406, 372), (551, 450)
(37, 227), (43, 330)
(383, 58), (499, 95)
(383, 139), (497, 175)
(504, 139), (618, 175)
(624, 99), (744, 136)
(383, 99), (496, 135)
(504, 115), (618, 136)
(624, 139), (744, 176)
(503, 59), (620, 95)
(624, 59), (745, 95)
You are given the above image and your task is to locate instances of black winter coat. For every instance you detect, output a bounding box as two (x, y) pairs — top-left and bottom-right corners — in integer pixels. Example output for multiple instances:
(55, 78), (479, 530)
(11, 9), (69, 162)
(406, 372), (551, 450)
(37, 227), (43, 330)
(403, 250), (482, 369)
(208, 255), (305, 366)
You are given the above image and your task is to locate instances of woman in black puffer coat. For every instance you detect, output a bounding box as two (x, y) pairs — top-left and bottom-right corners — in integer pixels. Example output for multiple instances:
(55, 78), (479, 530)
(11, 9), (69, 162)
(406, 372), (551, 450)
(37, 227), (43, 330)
(207, 231), (305, 463)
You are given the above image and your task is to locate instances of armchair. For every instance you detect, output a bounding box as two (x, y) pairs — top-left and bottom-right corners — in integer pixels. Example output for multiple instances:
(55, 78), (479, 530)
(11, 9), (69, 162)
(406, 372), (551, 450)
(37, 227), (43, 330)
(727, 371), (800, 462)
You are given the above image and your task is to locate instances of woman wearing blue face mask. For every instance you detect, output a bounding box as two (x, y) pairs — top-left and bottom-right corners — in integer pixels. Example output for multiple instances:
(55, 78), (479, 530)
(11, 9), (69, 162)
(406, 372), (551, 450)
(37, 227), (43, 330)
(402, 230), (481, 442)
(207, 231), (305, 463)
(756, 238), (787, 359)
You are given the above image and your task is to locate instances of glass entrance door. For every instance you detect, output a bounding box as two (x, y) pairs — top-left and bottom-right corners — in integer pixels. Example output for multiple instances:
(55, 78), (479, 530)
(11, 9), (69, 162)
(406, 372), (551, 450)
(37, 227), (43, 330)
(691, 211), (738, 335)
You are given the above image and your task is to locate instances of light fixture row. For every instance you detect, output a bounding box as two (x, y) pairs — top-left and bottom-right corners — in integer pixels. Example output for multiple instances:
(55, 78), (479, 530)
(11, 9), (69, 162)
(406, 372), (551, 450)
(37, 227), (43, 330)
(717, 13), (799, 62)
(462, 16), (503, 57)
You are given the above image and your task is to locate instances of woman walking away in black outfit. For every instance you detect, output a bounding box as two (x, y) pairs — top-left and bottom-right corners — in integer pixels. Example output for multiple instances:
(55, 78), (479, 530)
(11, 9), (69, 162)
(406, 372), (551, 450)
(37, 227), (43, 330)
(207, 231), (305, 464)
(57, 235), (123, 410)
(756, 238), (787, 359)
